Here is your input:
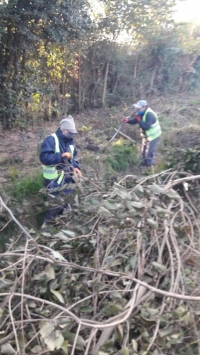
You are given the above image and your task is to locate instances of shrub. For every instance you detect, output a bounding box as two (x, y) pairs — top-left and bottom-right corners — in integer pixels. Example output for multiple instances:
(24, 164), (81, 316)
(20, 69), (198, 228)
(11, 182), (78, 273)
(106, 141), (139, 172)
(166, 146), (200, 173)
(8, 172), (44, 201)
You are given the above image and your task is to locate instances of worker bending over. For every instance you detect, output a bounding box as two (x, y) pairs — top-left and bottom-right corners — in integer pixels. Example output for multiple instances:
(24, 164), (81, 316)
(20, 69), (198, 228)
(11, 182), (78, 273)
(123, 100), (162, 166)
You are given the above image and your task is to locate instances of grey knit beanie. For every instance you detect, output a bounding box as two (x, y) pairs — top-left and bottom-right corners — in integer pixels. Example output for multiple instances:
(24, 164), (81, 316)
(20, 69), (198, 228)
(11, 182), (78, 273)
(59, 115), (77, 133)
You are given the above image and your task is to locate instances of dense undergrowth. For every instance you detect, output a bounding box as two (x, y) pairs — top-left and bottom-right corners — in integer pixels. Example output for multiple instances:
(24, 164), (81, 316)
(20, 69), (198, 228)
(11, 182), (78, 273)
(1, 169), (200, 355)
(1, 94), (200, 354)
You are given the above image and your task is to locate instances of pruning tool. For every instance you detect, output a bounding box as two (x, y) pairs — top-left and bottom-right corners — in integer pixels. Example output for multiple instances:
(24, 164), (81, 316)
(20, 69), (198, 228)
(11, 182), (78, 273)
(108, 123), (124, 144)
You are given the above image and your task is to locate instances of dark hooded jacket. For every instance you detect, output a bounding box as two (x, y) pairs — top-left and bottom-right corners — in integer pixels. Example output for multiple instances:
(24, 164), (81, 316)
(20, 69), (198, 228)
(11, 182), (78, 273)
(128, 108), (157, 135)
(40, 128), (80, 186)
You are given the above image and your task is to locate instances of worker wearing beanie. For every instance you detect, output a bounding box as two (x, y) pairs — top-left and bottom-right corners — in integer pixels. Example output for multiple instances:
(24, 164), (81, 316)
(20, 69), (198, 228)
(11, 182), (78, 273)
(39, 115), (81, 228)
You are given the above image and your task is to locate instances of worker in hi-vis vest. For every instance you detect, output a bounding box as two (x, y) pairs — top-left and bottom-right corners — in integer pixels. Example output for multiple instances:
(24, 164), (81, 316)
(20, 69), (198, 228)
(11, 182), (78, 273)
(123, 100), (162, 167)
(39, 115), (81, 228)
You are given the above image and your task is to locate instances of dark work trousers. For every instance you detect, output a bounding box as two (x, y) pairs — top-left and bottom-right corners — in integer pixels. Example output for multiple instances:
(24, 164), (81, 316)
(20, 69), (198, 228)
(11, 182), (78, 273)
(141, 136), (160, 166)
(44, 178), (74, 224)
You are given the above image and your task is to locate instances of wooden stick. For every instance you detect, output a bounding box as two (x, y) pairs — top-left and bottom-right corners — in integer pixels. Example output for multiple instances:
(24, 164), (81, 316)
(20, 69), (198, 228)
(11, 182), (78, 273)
(114, 128), (137, 143)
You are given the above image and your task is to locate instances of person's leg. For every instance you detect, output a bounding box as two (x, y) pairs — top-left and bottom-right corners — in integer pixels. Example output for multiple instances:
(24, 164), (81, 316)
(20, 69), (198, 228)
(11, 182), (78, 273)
(141, 138), (147, 165)
(145, 137), (160, 166)
(42, 179), (64, 226)
(44, 192), (64, 224)
(42, 178), (75, 228)
(46, 188), (75, 222)
(62, 188), (74, 214)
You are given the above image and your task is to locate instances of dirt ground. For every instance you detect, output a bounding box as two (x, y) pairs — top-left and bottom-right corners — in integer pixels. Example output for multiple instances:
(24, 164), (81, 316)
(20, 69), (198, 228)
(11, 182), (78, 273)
(0, 105), (139, 185)
(1, 93), (200, 187)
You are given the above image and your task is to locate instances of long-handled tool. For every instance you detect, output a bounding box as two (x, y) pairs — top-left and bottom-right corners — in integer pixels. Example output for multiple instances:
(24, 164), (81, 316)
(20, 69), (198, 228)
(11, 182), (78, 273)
(108, 123), (124, 144)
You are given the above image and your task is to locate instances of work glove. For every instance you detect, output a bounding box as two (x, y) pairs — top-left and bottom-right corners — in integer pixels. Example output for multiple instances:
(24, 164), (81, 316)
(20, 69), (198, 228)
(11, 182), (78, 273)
(123, 117), (129, 123)
(74, 167), (82, 176)
(62, 152), (72, 159)
(136, 116), (141, 122)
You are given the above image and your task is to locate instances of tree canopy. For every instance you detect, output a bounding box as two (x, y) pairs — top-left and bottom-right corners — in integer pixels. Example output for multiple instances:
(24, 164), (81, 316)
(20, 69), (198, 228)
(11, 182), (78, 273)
(0, 0), (200, 128)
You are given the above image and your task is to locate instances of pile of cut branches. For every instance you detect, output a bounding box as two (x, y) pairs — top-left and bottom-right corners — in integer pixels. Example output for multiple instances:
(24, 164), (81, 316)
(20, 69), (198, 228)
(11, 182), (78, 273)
(1, 171), (200, 355)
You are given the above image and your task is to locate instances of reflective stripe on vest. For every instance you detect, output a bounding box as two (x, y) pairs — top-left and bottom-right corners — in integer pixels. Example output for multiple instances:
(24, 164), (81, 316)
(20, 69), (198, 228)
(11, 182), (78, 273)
(42, 134), (75, 181)
(69, 145), (75, 158)
(52, 132), (59, 153)
(142, 108), (162, 141)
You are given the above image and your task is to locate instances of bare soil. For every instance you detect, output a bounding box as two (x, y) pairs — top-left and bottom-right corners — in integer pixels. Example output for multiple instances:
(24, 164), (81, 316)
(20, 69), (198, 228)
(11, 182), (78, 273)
(0, 106), (138, 185)
(1, 93), (200, 187)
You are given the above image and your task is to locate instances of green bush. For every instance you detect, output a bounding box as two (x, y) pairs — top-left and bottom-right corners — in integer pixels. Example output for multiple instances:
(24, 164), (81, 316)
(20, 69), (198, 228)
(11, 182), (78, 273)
(166, 146), (200, 173)
(106, 142), (139, 172)
(8, 172), (44, 201)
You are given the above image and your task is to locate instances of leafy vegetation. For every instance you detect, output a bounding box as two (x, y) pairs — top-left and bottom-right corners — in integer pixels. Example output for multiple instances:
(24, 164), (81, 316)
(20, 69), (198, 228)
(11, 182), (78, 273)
(166, 146), (200, 173)
(1, 0), (200, 354)
(106, 142), (139, 172)
(1, 171), (200, 354)
(161, 125), (200, 173)
(0, 0), (200, 128)
(7, 171), (44, 201)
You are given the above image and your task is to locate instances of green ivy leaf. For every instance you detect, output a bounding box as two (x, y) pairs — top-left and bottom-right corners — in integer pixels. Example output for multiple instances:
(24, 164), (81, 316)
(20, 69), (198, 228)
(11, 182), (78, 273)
(63, 332), (85, 350)
(44, 265), (55, 280)
(1, 343), (16, 354)
(147, 218), (158, 230)
(31, 345), (43, 353)
(130, 256), (137, 270)
(45, 330), (64, 351)
(102, 303), (122, 316)
(50, 289), (65, 304)
(118, 346), (129, 355)
(164, 189), (180, 199)
(156, 207), (172, 214)
(181, 311), (190, 324)
(61, 340), (69, 354)
(159, 325), (174, 338)
(151, 183), (165, 194)
(131, 339), (138, 352)
(173, 305), (187, 318)
(113, 183), (132, 199)
(131, 201), (146, 209)
(51, 250), (67, 261)
(152, 261), (167, 273)
(98, 206), (113, 216)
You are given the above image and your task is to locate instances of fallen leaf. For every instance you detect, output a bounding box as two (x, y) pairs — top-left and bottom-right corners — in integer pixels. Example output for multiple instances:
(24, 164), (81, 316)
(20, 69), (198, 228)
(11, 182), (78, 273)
(50, 289), (65, 304)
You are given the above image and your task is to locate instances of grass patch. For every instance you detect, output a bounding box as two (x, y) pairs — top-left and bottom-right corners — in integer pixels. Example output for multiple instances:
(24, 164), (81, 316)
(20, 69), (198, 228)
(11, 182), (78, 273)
(159, 114), (178, 133)
(189, 97), (200, 106)
(106, 140), (139, 172)
(7, 172), (44, 202)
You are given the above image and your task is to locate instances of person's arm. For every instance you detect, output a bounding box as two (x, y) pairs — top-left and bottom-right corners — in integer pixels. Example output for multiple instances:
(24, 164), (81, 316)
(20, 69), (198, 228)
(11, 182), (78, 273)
(123, 115), (140, 124)
(138, 111), (156, 130)
(72, 146), (80, 170)
(71, 145), (82, 176)
(123, 115), (138, 124)
(39, 136), (63, 166)
(128, 116), (139, 124)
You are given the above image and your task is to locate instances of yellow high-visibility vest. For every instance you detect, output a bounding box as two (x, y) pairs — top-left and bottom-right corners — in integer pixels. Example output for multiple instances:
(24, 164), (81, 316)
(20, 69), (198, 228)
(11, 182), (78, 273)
(142, 108), (162, 141)
(42, 133), (74, 183)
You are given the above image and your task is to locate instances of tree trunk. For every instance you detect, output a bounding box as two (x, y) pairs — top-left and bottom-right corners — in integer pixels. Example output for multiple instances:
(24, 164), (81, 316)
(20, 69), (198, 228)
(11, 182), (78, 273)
(134, 56), (138, 79)
(150, 66), (158, 92)
(13, 48), (19, 91)
(102, 61), (110, 108)
(78, 56), (82, 111)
